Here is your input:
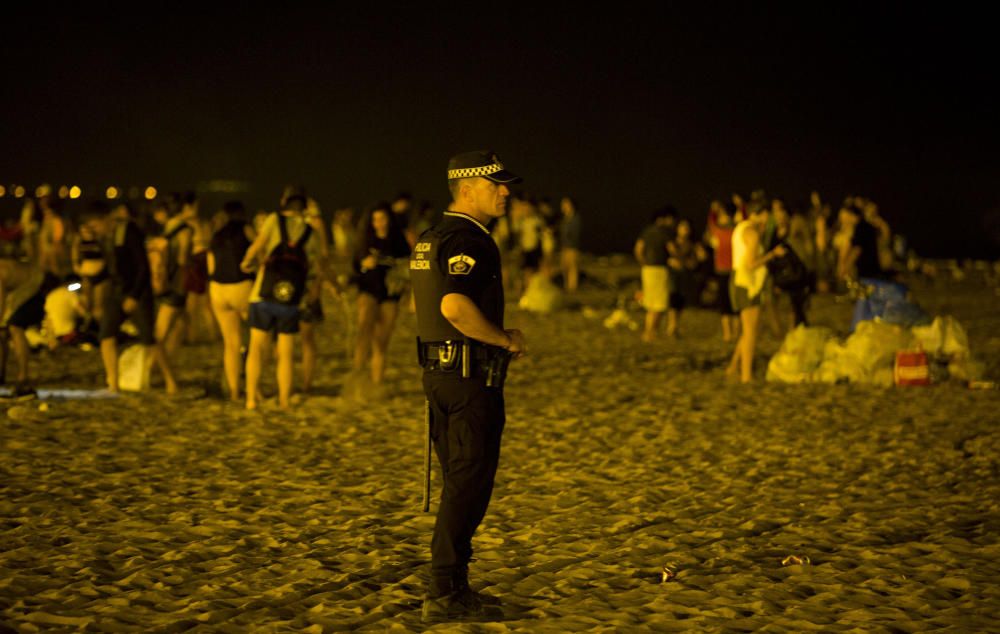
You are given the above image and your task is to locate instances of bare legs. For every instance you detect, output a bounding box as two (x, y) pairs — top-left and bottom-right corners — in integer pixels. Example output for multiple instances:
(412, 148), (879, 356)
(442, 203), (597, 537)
(153, 304), (182, 394)
(721, 314), (740, 343)
(370, 301), (399, 384)
(8, 326), (31, 385)
(727, 305), (761, 383)
(666, 308), (679, 338)
(245, 327), (296, 410)
(213, 305), (244, 402)
(301, 321), (316, 392)
(275, 333), (294, 408)
(99, 337), (174, 393)
(354, 293), (399, 384)
(642, 310), (663, 343)
(561, 248), (579, 292)
(245, 328), (267, 410)
(354, 293), (377, 374)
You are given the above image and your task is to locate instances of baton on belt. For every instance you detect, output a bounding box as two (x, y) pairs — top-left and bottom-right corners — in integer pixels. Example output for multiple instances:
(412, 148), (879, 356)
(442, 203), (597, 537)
(0, 326), (9, 386)
(422, 399), (432, 513)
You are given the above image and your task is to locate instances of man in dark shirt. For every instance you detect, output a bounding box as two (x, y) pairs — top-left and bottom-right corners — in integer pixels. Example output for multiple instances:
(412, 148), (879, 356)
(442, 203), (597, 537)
(410, 150), (525, 622)
(840, 205), (884, 280)
(633, 205), (677, 341)
(82, 201), (177, 393)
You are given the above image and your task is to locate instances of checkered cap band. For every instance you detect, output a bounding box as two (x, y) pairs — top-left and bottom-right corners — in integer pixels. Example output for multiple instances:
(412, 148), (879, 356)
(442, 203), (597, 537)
(448, 163), (504, 180)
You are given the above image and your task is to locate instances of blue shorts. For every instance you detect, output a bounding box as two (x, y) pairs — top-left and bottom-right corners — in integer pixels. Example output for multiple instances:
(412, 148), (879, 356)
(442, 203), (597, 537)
(248, 301), (300, 335)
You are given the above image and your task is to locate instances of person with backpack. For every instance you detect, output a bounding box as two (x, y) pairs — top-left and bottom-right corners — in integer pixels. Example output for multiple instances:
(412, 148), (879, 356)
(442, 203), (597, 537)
(239, 194), (320, 410)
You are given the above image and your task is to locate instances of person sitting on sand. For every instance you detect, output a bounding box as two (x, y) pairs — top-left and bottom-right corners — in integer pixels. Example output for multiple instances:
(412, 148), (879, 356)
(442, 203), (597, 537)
(726, 202), (785, 383)
(634, 205), (677, 342)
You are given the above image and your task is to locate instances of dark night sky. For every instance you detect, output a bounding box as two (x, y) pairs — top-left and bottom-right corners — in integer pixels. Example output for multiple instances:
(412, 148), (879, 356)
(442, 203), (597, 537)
(2, 4), (997, 257)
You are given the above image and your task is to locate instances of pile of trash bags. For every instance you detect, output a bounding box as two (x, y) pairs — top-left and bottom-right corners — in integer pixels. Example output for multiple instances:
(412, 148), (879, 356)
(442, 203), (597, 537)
(767, 316), (983, 386)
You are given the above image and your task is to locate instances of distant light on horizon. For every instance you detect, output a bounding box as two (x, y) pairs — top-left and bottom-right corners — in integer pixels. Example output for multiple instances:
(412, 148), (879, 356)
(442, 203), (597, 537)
(69, 186), (82, 199)
(14, 186), (25, 198)
(36, 184), (52, 198)
(58, 186), (70, 199)
(0, 185), (6, 197)
(145, 186), (157, 200)
(106, 186), (119, 199)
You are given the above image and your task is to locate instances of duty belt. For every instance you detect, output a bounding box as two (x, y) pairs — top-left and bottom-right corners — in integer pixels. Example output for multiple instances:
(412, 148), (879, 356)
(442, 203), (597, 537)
(416, 338), (512, 388)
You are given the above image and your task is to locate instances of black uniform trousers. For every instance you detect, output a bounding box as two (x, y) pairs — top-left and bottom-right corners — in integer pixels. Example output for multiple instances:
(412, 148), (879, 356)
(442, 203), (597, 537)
(422, 370), (505, 597)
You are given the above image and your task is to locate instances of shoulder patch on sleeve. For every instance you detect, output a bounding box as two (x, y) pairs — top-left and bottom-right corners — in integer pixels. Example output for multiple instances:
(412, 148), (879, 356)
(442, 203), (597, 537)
(448, 254), (476, 275)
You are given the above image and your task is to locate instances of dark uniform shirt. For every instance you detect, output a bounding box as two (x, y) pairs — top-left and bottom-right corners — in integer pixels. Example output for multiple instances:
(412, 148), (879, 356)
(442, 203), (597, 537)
(410, 211), (504, 342)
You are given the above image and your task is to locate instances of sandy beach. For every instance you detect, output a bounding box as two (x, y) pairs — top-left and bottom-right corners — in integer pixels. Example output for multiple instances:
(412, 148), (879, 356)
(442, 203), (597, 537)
(2, 260), (999, 632)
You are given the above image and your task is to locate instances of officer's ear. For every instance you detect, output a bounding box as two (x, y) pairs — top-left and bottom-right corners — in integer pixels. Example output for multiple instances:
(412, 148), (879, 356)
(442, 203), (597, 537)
(459, 179), (475, 202)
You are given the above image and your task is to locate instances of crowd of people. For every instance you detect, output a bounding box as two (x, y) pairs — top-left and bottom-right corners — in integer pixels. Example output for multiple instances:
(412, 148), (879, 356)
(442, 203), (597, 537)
(0, 187), (427, 405)
(1, 183), (905, 400)
(635, 190), (901, 381)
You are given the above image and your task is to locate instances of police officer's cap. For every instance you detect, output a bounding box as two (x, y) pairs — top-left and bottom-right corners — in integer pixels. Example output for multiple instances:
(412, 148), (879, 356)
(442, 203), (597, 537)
(447, 150), (522, 184)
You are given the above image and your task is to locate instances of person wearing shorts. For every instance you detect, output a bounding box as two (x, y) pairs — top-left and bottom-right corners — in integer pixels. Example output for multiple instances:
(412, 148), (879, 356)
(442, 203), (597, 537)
(726, 202), (785, 383)
(634, 205), (676, 342)
(352, 201), (412, 386)
(83, 202), (177, 393)
(240, 195), (321, 410)
(208, 201), (255, 402)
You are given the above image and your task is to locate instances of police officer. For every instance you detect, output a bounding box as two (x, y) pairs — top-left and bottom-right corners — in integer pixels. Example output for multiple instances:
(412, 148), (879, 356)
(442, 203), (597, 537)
(411, 150), (526, 622)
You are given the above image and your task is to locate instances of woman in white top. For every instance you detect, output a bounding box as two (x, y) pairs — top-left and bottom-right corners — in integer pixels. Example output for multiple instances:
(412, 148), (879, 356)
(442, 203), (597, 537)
(726, 203), (786, 383)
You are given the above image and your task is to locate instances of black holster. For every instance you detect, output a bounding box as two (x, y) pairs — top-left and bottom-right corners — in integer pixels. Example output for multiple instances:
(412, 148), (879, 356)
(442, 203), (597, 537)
(417, 337), (511, 387)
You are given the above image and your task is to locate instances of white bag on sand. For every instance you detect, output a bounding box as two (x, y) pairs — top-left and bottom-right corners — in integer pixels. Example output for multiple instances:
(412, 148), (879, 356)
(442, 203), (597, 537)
(911, 316), (970, 359)
(766, 325), (834, 383)
(773, 315), (981, 386)
(846, 321), (916, 374)
(603, 308), (638, 331)
(815, 340), (868, 384)
(518, 275), (564, 313)
(911, 316), (981, 381)
(119, 345), (151, 392)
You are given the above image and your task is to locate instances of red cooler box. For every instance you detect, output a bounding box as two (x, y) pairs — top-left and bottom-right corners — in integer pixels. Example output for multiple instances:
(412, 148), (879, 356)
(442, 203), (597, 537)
(894, 350), (930, 386)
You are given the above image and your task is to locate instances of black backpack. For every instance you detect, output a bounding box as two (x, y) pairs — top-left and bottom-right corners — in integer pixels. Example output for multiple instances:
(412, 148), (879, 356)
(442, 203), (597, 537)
(767, 240), (808, 290)
(260, 214), (312, 304)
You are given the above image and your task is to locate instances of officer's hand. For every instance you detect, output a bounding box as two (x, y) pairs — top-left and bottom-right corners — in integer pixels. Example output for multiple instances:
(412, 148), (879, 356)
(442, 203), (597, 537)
(361, 254), (378, 272)
(122, 297), (138, 314)
(772, 245), (787, 257)
(240, 259), (255, 274)
(504, 329), (526, 360)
